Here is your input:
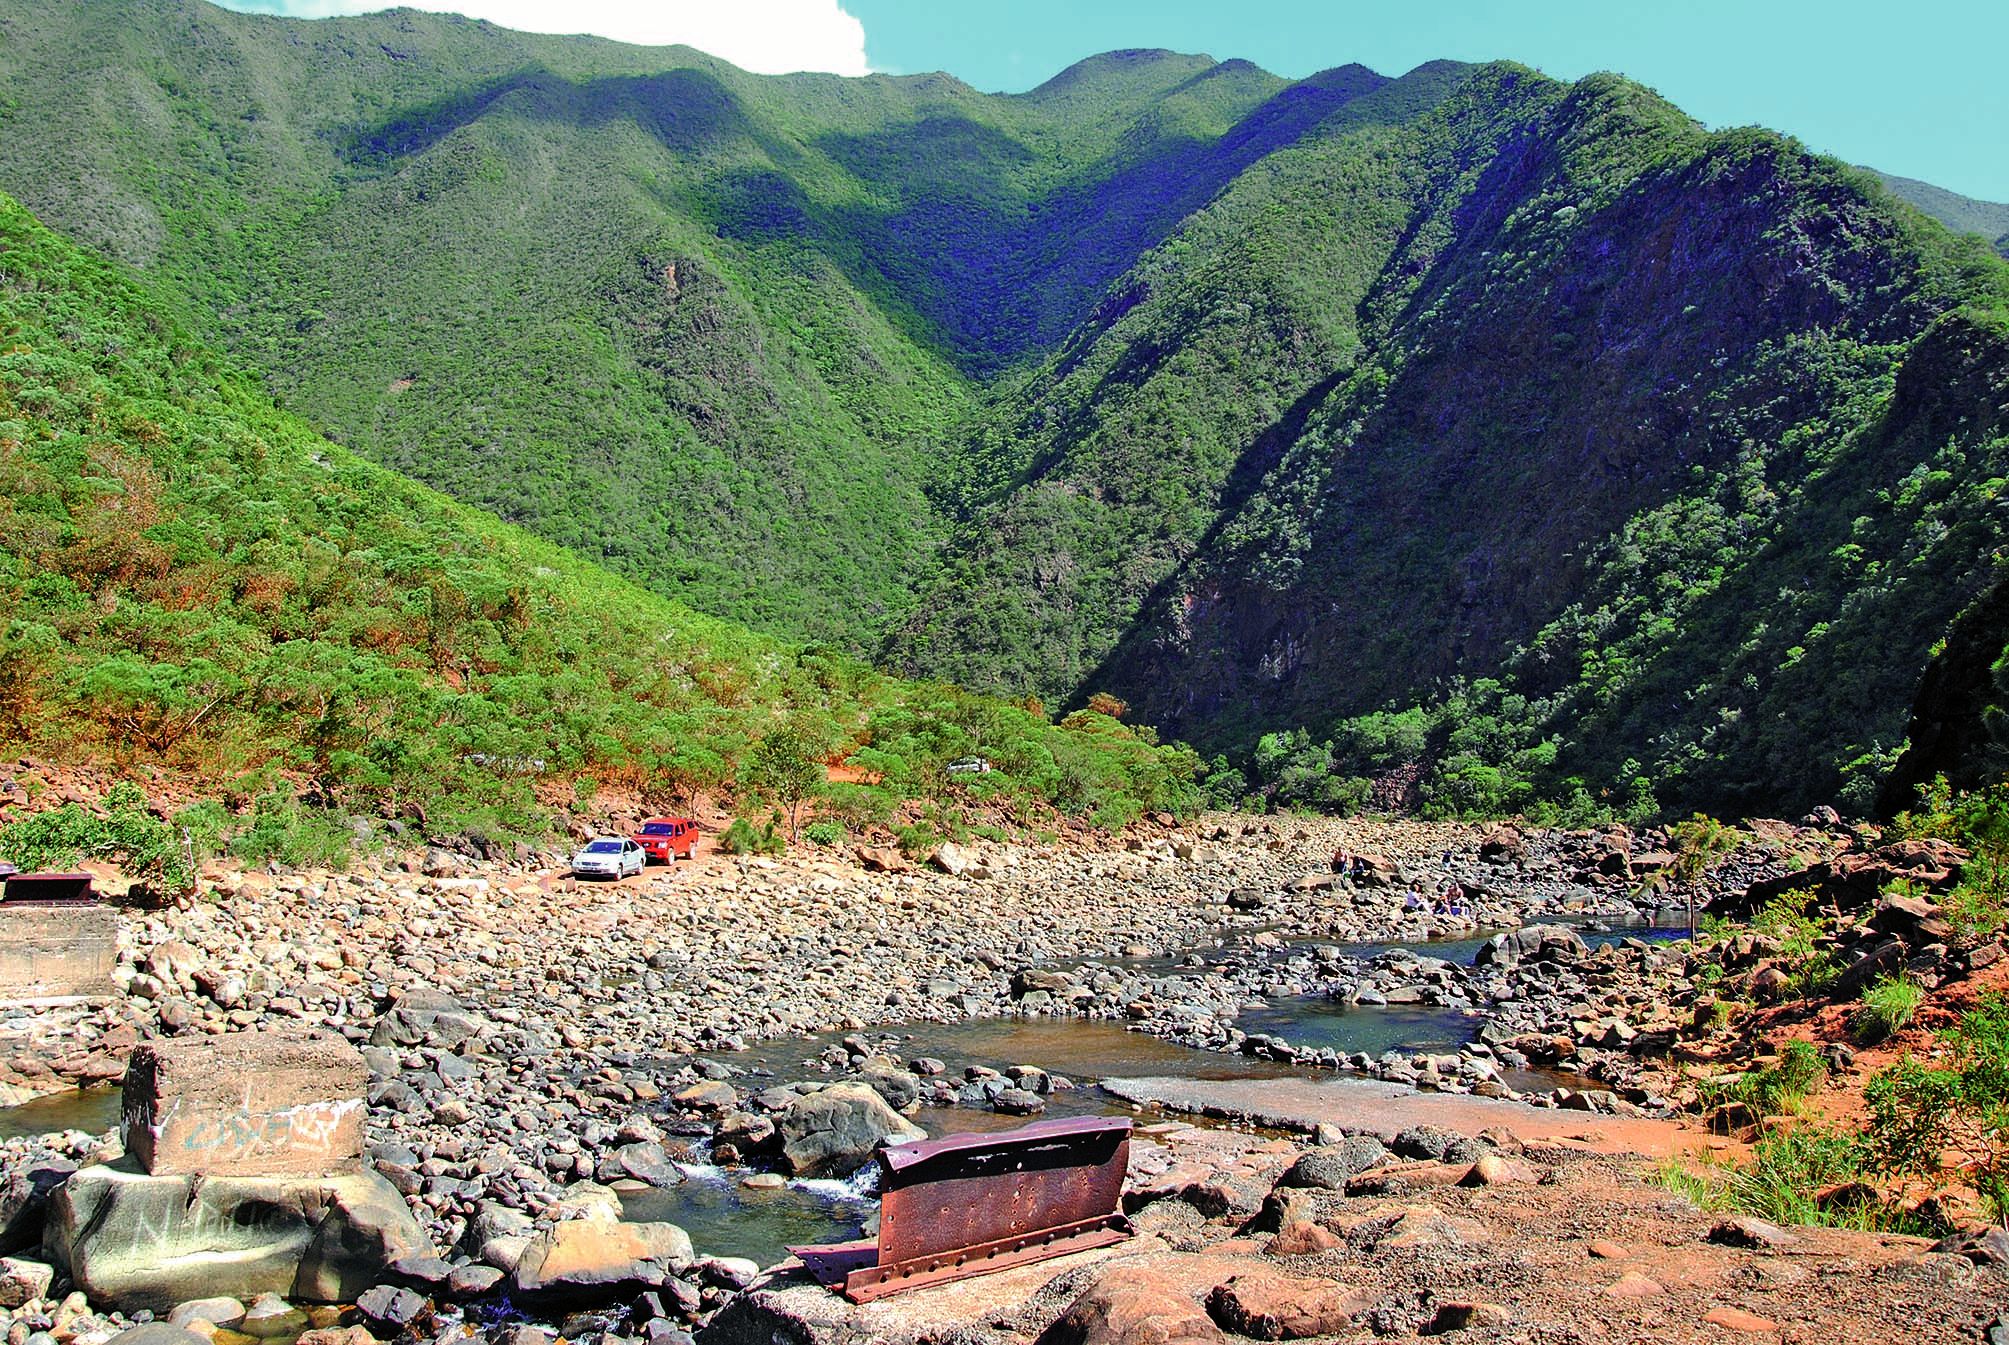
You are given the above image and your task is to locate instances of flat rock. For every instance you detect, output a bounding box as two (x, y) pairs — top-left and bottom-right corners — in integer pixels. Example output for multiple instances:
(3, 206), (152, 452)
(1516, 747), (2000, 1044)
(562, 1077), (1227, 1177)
(1204, 1270), (1367, 1340)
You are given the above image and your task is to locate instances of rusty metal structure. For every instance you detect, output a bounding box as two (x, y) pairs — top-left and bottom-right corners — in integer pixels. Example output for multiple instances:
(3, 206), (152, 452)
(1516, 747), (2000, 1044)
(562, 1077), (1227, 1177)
(0, 872), (97, 904)
(790, 1114), (1133, 1302)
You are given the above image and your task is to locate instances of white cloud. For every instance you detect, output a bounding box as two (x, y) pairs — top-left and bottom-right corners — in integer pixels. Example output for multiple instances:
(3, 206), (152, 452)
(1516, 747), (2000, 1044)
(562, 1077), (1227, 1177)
(220, 0), (872, 76)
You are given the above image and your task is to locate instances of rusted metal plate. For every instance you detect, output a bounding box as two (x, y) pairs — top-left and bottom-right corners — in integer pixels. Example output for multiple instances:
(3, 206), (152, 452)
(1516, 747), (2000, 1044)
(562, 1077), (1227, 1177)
(1, 872), (96, 904)
(791, 1115), (1133, 1302)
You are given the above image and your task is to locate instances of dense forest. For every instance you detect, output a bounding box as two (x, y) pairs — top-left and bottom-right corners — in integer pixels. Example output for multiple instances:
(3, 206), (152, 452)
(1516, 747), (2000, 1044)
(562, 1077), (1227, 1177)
(0, 190), (1201, 853)
(1, 0), (2006, 822)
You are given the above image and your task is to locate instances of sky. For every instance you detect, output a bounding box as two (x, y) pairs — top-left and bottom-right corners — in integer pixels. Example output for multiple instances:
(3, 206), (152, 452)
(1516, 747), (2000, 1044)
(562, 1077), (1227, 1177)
(214, 0), (2008, 201)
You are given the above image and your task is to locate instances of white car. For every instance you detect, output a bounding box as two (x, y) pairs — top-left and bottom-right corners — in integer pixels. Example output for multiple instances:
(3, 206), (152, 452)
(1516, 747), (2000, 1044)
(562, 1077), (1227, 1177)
(570, 836), (646, 879)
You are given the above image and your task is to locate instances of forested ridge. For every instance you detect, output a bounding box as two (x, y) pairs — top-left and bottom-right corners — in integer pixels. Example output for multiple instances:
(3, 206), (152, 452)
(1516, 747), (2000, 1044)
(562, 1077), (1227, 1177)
(1, 0), (2007, 821)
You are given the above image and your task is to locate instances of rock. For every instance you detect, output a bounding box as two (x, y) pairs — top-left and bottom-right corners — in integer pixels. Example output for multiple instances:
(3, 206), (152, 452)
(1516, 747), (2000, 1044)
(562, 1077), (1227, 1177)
(1478, 825), (1526, 865)
(447, 1264), (505, 1299)
(994, 1087), (1045, 1116)
(104, 1328), (210, 1345)
(1604, 1272), (1664, 1298)
(1226, 889), (1266, 912)
(354, 1285), (427, 1334)
(1702, 1306), (1779, 1333)
(237, 1295), (308, 1338)
(1039, 1264), (1225, 1345)
(297, 1330), (377, 1345)
(1428, 1302), (1512, 1332)
(47, 1164), (426, 1313)
(368, 989), (485, 1051)
(0, 1156), (76, 1254)
(1474, 924), (1588, 969)
(1463, 1154), (1536, 1186)
(1268, 1221), (1341, 1255)
(855, 846), (912, 874)
(1588, 1240), (1628, 1260)
(1708, 1216), (1793, 1250)
(1280, 1138), (1385, 1190)
(167, 1299), (247, 1330)
(0, 1255), (53, 1308)
(778, 1084), (925, 1176)
(1204, 1271), (1366, 1340)
(122, 1029), (367, 1177)
(855, 1068), (921, 1112)
(929, 843), (975, 876)
(511, 1220), (693, 1304)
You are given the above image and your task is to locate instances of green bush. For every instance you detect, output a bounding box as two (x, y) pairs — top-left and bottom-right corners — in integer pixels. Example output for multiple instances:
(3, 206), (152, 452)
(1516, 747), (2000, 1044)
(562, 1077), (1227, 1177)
(802, 820), (845, 847)
(1864, 992), (2009, 1219)
(0, 780), (194, 892)
(1853, 975), (1924, 1044)
(720, 817), (785, 856)
(1708, 1040), (1828, 1116)
(227, 792), (355, 870)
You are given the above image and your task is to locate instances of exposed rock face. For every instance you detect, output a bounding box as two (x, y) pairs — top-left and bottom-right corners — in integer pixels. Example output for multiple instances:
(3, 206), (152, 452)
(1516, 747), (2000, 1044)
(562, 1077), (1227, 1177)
(1038, 1264), (1225, 1345)
(45, 1164), (424, 1312)
(1204, 1271), (1368, 1339)
(1472, 924), (1589, 969)
(778, 1085), (926, 1176)
(122, 1029), (367, 1177)
(511, 1215), (693, 1304)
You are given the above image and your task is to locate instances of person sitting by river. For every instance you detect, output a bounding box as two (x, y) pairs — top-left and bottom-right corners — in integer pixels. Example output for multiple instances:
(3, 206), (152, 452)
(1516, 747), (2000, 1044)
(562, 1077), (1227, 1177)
(1331, 847), (1351, 874)
(1438, 882), (1467, 918)
(1404, 883), (1426, 912)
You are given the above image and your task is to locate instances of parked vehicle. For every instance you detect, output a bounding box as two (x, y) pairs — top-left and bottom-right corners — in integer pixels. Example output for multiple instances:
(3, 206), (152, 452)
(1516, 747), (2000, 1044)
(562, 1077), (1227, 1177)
(946, 756), (994, 776)
(633, 816), (698, 864)
(570, 836), (646, 880)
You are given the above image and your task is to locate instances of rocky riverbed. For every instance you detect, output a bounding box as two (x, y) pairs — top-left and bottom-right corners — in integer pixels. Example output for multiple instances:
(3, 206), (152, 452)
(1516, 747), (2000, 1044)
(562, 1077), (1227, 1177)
(2, 811), (2004, 1344)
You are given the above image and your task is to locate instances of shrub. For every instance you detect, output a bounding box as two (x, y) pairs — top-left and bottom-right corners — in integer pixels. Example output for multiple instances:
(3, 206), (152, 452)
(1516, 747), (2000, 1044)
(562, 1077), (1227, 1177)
(1657, 1126), (1941, 1233)
(1864, 992), (2009, 1219)
(720, 816), (785, 856)
(0, 780), (194, 892)
(802, 820), (845, 847)
(1853, 975), (1924, 1044)
(227, 792), (355, 870)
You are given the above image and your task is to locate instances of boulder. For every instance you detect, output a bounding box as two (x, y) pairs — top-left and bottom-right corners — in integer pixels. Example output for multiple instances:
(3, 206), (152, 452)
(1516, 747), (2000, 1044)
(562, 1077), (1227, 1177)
(0, 1154), (76, 1253)
(778, 1084), (925, 1176)
(1205, 1271), (1368, 1340)
(1478, 825), (1526, 866)
(46, 1163), (426, 1312)
(0, 1254), (53, 1307)
(1039, 1264), (1225, 1345)
(368, 989), (486, 1051)
(929, 843), (975, 877)
(123, 1029), (367, 1178)
(855, 847), (911, 874)
(1473, 924), (1588, 969)
(510, 1218), (693, 1304)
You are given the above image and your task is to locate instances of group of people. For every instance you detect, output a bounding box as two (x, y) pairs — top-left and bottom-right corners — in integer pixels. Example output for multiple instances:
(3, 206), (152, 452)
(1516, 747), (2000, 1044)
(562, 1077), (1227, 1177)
(1330, 847), (1473, 919)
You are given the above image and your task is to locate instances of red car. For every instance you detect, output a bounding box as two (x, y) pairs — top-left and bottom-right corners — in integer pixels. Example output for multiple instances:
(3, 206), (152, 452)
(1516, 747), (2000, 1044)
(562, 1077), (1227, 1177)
(633, 816), (698, 864)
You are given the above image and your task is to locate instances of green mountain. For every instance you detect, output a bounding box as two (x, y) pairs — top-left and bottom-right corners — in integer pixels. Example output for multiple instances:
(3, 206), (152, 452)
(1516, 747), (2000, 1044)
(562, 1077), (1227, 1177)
(2, 0), (2007, 820)
(896, 68), (2009, 817)
(0, 188), (1199, 841)
(1877, 171), (2009, 259)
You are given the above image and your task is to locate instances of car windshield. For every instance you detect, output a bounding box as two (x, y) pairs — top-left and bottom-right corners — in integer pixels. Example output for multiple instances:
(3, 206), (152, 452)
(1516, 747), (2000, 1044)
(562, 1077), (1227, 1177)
(640, 823), (674, 835)
(584, 840), (623, 854)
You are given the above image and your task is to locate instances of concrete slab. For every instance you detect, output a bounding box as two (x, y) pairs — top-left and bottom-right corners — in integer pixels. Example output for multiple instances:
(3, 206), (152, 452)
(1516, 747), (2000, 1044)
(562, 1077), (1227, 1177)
(123, 1030), (367, 1177)
(0, 902), (116, 1003)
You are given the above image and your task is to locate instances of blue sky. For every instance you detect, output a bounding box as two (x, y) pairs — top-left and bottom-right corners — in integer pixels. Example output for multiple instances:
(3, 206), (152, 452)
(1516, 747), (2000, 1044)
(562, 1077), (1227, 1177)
(215, 0), (2008, 200)
(851, 0), (2008, 201)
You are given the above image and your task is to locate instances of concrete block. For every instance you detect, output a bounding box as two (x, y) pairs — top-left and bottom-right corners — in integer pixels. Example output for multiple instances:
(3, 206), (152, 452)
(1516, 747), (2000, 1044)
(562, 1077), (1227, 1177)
(123, 1030), (367, 1178)
(0, 903), (116, 1002)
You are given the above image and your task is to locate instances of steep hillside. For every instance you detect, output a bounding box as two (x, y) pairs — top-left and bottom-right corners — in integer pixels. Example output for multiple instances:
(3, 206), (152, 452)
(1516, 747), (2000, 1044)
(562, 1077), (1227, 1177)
(900, 65), (2009, 817)
(0, 190), (1199, 838)
(1878, 171), (2009, 258)
(0, 1), (1452, 646)
(4, 0), (2008, 820)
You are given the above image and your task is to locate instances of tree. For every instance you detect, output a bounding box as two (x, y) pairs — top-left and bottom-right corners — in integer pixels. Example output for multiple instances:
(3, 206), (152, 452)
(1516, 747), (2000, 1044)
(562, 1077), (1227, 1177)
(1668, 813), (1743, 938)
(746, 724), (826, 844)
